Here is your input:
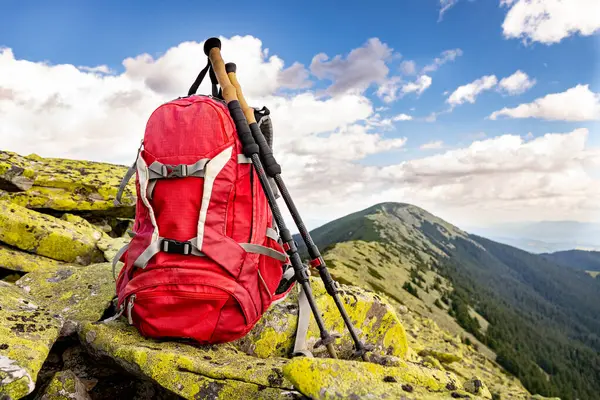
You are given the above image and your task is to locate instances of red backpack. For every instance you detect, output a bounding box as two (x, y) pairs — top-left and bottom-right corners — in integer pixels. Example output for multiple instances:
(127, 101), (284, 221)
(109, 92), (294, 344)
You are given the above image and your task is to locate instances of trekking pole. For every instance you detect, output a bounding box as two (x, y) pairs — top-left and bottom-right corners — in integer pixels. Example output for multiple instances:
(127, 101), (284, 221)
(225, 62), (372, 361)
(203, 38), (338, 359)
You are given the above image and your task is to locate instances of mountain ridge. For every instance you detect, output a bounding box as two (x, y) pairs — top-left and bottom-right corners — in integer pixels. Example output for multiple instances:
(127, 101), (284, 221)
(301, 202), (600, 400)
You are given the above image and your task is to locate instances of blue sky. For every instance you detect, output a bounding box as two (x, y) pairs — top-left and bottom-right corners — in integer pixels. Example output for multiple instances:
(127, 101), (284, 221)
(2, 0), (598, 160)
(1, 0), (599, 229)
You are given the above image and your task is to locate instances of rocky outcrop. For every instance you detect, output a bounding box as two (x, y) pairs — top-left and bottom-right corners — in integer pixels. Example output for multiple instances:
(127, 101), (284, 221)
(35, 370), (91, 400)
(15, 263), (115, 336)
(0, 150), (135, 217)
(0, 150), (548, 400)
(0, 201), (104, 265)
(0, 281), (62, 399)
(235, 278), (408, 361)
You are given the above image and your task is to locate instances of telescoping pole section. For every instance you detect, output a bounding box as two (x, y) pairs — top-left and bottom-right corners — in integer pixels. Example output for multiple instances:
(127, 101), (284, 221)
(203, 37), (339, 359)
(224, 61), (371, 361)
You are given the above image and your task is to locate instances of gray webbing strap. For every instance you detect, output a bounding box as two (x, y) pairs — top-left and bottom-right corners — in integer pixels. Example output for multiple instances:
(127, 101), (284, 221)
(293, 285), (314, 357)
(133, 237), (205, 269)
(114, 164), (136, 206)
(114, 141), (143, 206)
(239, 243), (287, 262)
(147, 180), (157, 200)
(266, 227), (279, 241)
(112, 243), (130, 281)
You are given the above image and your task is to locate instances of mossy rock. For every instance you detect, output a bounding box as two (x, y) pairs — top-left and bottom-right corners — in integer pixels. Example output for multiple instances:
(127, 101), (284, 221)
(0, 150), (135, 217)
(235, 277), (409, 361)
(36, 369), (91, 400)
(0, 244), (66, 273)
(15, 263), (115, 336)
(282, 356), (476, 399)
(0, 200), (105, 265)
(418, 349), (462, 364)
(79, 320), (301, 400)
(0, 281), (62, 399)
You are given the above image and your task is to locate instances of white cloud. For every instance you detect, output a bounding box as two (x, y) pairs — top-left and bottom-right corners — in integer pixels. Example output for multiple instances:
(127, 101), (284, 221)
(422, 49), (463, 73)
(277, 62), (313, 89)
(489, 84), (600, 121)
(498, 70), (536, 95)
(393, 113), (413, 121)
(376, 76), (402, 103)
(77, 65), (114, 74)
(501, 0), (600, 44)
(447, 75), (498, 106)
(402, 75), (433, 96)
(439, 0), (460, 21)
(420, 140), (444, 150)
(400, 60), (417, 75)
(310, 37), (394, 95)
(2, 35), (600, 229)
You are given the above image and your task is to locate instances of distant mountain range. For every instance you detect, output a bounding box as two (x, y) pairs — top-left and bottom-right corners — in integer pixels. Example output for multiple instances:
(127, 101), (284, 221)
(465, 221), (600, 253)
(296, 202), (600, 400)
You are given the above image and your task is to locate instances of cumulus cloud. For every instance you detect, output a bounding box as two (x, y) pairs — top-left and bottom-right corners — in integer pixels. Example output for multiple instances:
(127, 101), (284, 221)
(489, 84), (600, 121)
(374, 128), (600, 224)
(447, 75), (498, 106)
(310, 37), (394, 95)
(420, 140), (444, 150)
(422, 49), (463, 73)
(498, 70), (536, 95)
(400, 60), (417, 75)
(376, 76), (402, 103)
(2, 35), (600, 228)
(402, 75), (433, 96)
(501, 0), (600, 44)
(277, 62), (313, 89)
(393, 113), (413, 121)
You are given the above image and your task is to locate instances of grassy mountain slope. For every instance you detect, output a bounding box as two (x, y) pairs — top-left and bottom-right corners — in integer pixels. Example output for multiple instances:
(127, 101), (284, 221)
(541, 249), (600, 272)
(301, 202), (600, 400)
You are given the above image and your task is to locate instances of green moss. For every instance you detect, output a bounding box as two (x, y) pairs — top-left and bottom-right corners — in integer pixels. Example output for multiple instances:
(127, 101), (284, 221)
(282, 357), (464, 399)
(0, 150), (135, 217)
(0, 244), (65, 273)
(15, 263), (115, 331)
(79, 321), (294, 399)
(239, 277), (409, 361)
(0, 281), (62, 399)
(41, 370), (90, 399)
(0, 200), (104, 264)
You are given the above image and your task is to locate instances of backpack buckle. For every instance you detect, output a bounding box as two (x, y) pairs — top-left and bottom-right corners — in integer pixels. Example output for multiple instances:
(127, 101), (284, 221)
(161, 238), (192, 255)
(161, 164), (188, 178)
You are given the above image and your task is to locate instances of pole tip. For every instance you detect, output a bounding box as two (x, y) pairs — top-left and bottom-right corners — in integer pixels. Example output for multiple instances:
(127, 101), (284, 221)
(203, 37), (221, 55)
(225, 62), (237, 73)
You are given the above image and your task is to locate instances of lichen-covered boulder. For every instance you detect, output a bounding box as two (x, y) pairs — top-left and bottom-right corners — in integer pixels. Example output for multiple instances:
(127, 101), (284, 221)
(0, 281), (62, 399)
(463, 376), (492, 398)
(0, 244), (66, 273)
(16, 263), (115, 336)
(0, 200), (105, 265)
(0, 150), (135, 217)
(36, 370), (91, 400)
(282, 357), (476, 400)
(97, 236), (129, 265)
(79, 321), (302, 400)
(235, 278), (409, 361)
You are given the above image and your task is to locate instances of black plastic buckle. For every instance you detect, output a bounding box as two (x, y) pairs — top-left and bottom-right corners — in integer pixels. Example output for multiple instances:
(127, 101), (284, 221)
(161, 239), (192, 255)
